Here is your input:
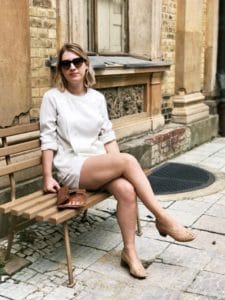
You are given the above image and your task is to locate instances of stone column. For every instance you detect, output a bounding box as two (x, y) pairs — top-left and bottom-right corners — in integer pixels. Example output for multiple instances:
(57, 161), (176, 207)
(172, 0), (209, 124)
(203, 0), (219, 97)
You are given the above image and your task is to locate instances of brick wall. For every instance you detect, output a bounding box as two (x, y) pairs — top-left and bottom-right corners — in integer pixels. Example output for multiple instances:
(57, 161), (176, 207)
(29, 0), (57, 121)
(160, 0), (177, 123)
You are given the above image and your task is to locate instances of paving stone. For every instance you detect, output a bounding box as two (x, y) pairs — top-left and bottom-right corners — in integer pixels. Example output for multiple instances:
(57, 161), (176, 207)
(189, 230), (225, 256)
(194, 215), (225, 234)
(180, 293), (215, 300)
(47, 244), (105, 269)
(133, 286), (181, 300)
(158, 244), (211, 270)
(12, 268), (37, 281)
(76, 269), (144, 299)
(200, 192), (224, 204)
(85, 208), (111, 219)
(169, 199), (212, 216)
(25, 291), (45, 300)
(206, 201), (225, 218)
(43, 286), (75, 300)
(75, 228), (122, 251)
(187, 271), (225, 299)
(204, 256), (225, 275)
(217, 194), (225, 205)
(29, 258), (59, 273)
(163, 208), (199, 227)
(95, 216), (120, 233)
(0, 282), (37, 300)
(93, 197), (117, 213)
(4, 255), (30, 275)
(145, 262), (198, 291)
(26, 273), (50, 287)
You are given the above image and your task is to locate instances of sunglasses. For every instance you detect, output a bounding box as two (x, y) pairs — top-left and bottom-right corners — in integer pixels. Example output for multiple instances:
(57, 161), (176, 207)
(60, 57), (85, 70)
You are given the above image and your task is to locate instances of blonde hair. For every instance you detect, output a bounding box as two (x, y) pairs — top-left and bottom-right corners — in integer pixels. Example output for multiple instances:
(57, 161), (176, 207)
(55, 43), (96, 90)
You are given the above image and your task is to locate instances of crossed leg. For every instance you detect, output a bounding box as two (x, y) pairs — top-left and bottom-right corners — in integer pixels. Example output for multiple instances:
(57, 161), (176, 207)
(79, 152), (195, 277)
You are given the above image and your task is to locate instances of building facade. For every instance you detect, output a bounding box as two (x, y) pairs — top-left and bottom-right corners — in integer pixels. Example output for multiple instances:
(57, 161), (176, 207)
(0, 0), (221, 170)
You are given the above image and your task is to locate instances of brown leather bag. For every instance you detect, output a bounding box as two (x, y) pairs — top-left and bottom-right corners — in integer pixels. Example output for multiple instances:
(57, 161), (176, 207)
(57, 186), (87, 209)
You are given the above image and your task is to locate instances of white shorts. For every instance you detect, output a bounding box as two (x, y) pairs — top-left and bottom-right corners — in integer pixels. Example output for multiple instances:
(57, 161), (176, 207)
(56, 156), (88, 189)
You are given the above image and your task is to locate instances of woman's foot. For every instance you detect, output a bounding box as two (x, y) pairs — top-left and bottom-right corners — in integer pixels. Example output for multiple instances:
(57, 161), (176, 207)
(121, 250), (146, 279)
(155, 217), (196, 242)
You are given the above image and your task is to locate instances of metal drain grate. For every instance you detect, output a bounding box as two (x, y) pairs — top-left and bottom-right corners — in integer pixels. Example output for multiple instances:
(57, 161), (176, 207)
(148, 162), (215, 195)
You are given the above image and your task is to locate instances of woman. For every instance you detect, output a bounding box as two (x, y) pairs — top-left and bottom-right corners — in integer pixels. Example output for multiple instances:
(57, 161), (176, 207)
(40, 43), (195, 279)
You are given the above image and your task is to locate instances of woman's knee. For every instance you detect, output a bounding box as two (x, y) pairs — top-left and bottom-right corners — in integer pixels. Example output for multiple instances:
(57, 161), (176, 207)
(114, 179), (137, 205)
(121, 153), (139, 169)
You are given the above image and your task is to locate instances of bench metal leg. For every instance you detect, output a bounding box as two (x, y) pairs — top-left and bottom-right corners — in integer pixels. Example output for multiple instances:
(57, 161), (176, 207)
(136, 202), (143, 236)
(5, 215), (17, 261)
(63, 221), (75, 288)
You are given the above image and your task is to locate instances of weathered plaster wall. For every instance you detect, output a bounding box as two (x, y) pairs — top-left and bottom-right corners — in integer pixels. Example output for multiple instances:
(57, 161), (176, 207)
(0, 0), (31, 127)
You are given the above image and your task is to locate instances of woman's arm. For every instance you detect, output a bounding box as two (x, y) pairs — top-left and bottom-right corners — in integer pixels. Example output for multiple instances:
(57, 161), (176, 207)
(42, 149), (60, 193)
(104, 140), (120, 154)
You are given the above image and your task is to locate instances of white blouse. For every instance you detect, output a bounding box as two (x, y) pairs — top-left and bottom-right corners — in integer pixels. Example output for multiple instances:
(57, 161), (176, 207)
(40, 88), (116, 185)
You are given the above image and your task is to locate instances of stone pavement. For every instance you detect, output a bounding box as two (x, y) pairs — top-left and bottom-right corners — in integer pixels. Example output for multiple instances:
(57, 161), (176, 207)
(1, 137), (225, 299)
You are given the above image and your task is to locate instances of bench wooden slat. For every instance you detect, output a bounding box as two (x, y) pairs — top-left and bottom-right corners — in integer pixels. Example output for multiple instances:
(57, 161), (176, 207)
(48, 209), (82, 225)
(0, 123), (39, 138)
(0, 157), (41, 176)
(23, 198), (57, 219)
(0, 140), (40, 157)
(36, 206), (59, 222)
(11, 193), (56, 216)
(0, 190), (44, 213)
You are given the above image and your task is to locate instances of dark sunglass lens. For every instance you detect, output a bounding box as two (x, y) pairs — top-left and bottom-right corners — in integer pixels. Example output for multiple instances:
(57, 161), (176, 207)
(60, 60), (71, 69)
(72, 58), (84, 68)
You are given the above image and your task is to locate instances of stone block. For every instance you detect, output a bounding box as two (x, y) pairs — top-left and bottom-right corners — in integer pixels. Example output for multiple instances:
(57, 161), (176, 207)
(187, 271), (225, 299)
(0, 282), (37, 300)
(4, 255), (30, 275)
(145, 262), (198, 290)
(75, 228), (122, 251)
(158, 244), (211, 270)
(194, 215), (225, 234)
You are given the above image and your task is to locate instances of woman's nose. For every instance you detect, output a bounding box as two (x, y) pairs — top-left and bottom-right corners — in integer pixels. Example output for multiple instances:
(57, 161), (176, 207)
(70, 62), (76, 69)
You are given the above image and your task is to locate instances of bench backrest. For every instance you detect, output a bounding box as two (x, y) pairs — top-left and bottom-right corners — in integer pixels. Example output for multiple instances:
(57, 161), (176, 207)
(0, 123), (41, 201)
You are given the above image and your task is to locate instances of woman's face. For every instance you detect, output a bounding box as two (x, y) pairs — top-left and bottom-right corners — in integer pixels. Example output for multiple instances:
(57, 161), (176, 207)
(60, 50), (88, 88)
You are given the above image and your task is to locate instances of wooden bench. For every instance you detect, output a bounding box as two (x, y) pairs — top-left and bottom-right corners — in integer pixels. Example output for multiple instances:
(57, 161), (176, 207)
(0, 123), (142, 287)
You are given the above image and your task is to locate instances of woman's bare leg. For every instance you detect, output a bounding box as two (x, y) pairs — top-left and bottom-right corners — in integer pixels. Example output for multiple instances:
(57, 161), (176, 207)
(104, 178), (137, 250)
(79, 153), (195, 242)
(104, 177), (146, 277)
(80, 153), (166, 218)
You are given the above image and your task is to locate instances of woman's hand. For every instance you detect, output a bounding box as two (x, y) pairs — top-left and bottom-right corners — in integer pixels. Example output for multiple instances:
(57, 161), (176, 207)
(43, 176), (60, 193)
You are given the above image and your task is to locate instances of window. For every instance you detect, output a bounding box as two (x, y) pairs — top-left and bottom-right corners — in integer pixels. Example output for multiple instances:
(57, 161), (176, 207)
(87, 0), (128, 54)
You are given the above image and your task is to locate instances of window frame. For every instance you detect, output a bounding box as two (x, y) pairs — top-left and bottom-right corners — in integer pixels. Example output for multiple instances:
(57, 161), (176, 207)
(87, 0), (129, 55)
